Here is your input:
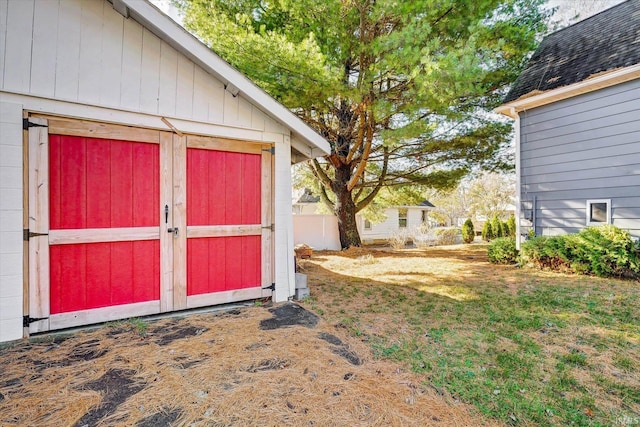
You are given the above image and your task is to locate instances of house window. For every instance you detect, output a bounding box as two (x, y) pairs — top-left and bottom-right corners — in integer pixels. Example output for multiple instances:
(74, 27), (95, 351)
(364, 219), (372, 230)
(586, 199), (611, 225)
(398, 208), (408, 228)
(421, 210), (427, 223)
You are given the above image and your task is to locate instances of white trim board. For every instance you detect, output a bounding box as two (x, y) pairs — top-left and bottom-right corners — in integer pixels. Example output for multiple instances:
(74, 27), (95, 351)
(495, 64), (640, 118)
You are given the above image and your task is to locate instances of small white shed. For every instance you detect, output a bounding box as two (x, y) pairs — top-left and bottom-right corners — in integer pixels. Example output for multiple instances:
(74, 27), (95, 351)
(0, 0), (329, 342)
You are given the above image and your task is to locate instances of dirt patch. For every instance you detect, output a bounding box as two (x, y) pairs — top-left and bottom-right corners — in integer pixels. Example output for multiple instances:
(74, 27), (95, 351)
(153, 325), (208, 346)
(318, 332), (362, 366)
(136, 408), (182, 427)
(74, 369), (144, 427)
(259, 302), (319, 329)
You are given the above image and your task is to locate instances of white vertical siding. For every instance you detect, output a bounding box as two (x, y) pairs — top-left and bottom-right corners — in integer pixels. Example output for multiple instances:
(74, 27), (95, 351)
(139, 27), (161, 113)
(0, 101), (23, 342)
(0, 0), (286, 134)
(30, 0), (59, 97)
(3, 0), (33, 93)
(54, 0), (82, 100)
(120, 18), (143, 108)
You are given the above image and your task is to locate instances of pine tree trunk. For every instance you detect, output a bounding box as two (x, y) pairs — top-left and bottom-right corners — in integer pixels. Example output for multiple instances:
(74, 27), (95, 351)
(334, 165), (361, 249)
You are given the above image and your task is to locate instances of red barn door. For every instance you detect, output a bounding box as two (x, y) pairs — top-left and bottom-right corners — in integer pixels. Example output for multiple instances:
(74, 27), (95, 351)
(27, 117), (272, 333)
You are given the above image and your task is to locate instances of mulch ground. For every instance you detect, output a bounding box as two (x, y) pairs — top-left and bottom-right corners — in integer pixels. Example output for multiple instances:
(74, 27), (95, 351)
(0, 302), (497, 426)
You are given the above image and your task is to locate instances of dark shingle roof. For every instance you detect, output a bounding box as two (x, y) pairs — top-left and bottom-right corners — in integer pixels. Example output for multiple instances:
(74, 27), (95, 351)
(418, 200), (435, 208)
(503, 0), (640, 103)
(296, 188), (320, 203)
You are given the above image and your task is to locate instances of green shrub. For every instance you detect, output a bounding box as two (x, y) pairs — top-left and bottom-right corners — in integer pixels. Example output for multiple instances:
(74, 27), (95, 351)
(491, 215), (503, 238)
(519, 225), (640, 278)
(488, 238), (518, 264)
(506, 215), (516, 238)
(482, 221), (493, 241)
(462, 219), (475, 244)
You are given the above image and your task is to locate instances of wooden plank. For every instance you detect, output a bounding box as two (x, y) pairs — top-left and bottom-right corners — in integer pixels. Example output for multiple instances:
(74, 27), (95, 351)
(139, 27), (161, 113)
(49, 300), (160, 330)
(172, 134), (187, 310)
(186, 287), (264, 310)
(22, 111), (29, 333)
(186, 135), (263, 154)
(187, 224), (261, 238)
(176, 54), (194, 118)
(78, 0), (104, 103)
(30, 0), (59, 97)
(192, 66), (213, 122)
(159, 132), (173, 312)
(28, 118), (49, 234)
(120, 18), (143, 109)
(99, 1), (124, 107)
(50, 240), (159, 314)
(158, 41), (178, 116)
(25, 118), (50, 332)
(28, 235), (49, 323)
(261, 146), (273, 289)
(42, 116), (161, 144)
(54, 0), (81, 100)
(49, 227), (159, 245)
(3, 0), (33, 92)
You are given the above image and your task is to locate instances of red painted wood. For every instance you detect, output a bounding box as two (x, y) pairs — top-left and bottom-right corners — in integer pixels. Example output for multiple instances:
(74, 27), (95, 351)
(187, 148), (261, 226)
(49, 135), (159, 230)
(187, 236), (260, 295)
(49, 241), (160, 314)
(86, 138), (111, 228)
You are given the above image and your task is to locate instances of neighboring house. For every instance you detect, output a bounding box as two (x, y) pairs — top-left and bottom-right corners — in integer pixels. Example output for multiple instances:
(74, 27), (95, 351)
(495, 0), (640, 248)
(359, 201), (436, 243)
(292, 196), (435, 249)
(293, 188), (322, 215)
(0, 0), (329, 343)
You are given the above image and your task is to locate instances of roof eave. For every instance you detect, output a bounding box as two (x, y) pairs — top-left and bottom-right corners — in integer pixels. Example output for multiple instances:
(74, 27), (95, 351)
(114, 0), (331, 157)
(495, 64), (640, 119)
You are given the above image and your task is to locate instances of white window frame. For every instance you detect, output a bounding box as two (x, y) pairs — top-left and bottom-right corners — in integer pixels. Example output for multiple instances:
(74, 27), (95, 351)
(398, 208), (408, 228)
(364, 218), (372, 230)
(586, 199), (611, 226)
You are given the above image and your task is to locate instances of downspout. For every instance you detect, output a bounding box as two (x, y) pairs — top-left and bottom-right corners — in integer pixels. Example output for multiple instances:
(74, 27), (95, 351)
(511, 107), (522, 250)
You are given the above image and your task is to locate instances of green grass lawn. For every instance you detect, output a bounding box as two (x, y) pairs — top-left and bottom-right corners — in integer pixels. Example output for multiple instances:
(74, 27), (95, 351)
(300, 244), (640, 426)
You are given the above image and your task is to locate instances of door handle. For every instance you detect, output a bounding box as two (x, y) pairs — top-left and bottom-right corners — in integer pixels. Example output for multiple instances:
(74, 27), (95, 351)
(165, 204), (169, 224)
(167, 227), (179, 237)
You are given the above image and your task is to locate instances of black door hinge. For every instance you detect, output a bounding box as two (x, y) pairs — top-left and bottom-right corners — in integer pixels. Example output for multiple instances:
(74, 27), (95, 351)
(262, 147), (275, 155)
(262, 224), (274, 232)
(23, 118), (48, 130)
(23, 315), (48, 327)
(262, 283), (276, 291)
(23, 229), (48, 241)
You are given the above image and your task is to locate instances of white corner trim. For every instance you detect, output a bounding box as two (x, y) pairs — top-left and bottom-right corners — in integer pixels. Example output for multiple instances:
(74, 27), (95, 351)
(512, 107), (522, 250)
(495, 64), (640, 118)
(119, 0), (330, 156)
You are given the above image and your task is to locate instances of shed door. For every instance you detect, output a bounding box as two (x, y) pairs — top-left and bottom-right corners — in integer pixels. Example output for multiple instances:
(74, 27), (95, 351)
(27, 117), (272, 334)
(181, 136), (273, 310)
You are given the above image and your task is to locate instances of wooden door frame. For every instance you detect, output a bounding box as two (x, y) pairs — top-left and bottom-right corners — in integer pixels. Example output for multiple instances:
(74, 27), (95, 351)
(25, 114), (274, 333)
(180, 135), (273, 310)
(26, 115), (168, 332)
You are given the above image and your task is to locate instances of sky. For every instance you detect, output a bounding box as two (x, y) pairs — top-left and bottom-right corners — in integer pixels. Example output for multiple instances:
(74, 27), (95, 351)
(151, 0), (628, 28)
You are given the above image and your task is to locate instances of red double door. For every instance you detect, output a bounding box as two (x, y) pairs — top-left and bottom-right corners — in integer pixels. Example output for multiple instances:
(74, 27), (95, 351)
(27, 117), (272, 333)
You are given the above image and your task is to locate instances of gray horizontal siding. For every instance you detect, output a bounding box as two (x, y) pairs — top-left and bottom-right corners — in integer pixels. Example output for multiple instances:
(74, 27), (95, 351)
(519, 78), (640, 239)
